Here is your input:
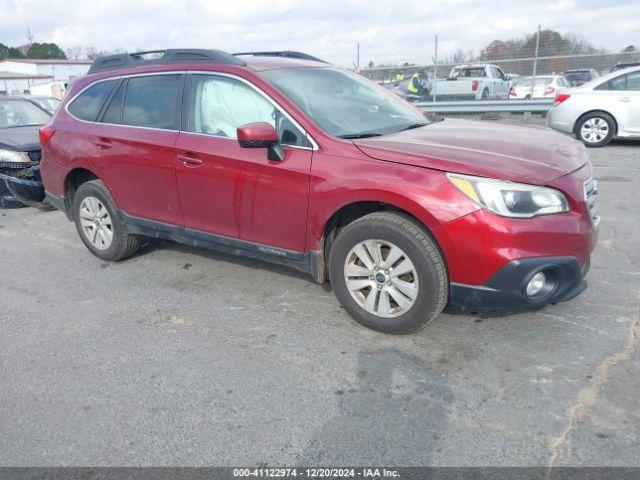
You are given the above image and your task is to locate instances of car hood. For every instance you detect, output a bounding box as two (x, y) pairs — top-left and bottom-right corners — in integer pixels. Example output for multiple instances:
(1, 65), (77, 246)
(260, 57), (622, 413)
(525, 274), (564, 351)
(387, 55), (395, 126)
(0, 126), (42, 152)
(353, 118), (588, 185)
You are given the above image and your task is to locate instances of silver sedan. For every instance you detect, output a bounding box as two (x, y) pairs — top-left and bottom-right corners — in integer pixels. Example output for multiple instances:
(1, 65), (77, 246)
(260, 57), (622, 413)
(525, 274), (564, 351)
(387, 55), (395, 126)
(547, 66), (640, 147)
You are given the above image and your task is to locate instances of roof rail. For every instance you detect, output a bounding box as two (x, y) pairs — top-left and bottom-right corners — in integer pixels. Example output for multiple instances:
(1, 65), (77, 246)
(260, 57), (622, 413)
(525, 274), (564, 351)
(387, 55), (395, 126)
(87, 49), (246, 74)
(233, 51), (330, 64)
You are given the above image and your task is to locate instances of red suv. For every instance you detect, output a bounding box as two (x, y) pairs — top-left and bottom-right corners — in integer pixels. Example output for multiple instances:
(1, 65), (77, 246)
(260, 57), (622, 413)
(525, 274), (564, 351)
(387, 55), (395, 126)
(40, 49), (599, 334)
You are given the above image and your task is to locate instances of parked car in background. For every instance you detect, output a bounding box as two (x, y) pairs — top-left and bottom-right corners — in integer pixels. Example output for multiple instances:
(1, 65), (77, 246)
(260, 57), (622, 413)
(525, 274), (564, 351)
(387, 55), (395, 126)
(506, 73), (522, 86)
(434, 64), (511, 100)
(18, 95), (62, 115)
(40, 49), (598, 334)
(0, 97), (52, 209)
(563, 69), (600, 87)
(548, 66), (640, 147)
(509, 75), (570, 99)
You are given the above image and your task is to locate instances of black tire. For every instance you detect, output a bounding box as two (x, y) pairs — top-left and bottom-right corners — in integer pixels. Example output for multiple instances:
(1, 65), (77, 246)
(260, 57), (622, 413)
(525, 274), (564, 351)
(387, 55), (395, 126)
(575, 111), (615, 148)
(328, 212), (448, 334)
(481, 88), (490, 100)
(72, 180), (141, 261)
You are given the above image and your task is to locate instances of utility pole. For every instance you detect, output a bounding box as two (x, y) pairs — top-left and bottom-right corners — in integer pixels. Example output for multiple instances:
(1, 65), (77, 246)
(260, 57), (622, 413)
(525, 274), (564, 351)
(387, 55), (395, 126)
(356, 42), (360, 72)
(432, 34), (438, 102)
(526, 25), (541, 121)
(530, 25), (541, 99)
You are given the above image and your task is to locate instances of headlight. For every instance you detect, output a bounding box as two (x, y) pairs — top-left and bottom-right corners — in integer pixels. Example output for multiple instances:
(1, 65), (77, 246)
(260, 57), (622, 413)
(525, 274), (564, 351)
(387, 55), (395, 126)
(447, 173), (569, 218)
(0, 149), (31, 164)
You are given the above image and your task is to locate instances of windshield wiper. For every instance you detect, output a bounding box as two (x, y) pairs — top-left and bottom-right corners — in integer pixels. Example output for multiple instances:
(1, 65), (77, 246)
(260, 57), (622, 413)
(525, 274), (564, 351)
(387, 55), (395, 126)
(6, 123), (44, 128)
(338, 132), (384, 139)
(396, 122), (428, 132)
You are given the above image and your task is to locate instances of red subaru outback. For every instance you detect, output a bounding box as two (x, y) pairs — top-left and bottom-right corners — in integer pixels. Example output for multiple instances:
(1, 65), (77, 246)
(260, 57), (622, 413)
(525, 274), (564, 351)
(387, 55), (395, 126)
(39, 49), (599, 334)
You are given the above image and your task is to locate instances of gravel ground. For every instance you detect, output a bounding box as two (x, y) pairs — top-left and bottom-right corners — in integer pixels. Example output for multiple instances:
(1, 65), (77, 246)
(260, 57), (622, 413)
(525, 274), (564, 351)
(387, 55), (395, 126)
(0, 139), (638, 468)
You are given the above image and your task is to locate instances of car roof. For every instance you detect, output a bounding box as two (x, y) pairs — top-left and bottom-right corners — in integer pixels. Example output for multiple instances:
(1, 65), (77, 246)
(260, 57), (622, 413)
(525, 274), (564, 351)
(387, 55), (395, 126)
(241, 56), (329, 71)
(86, 49), (330, 76)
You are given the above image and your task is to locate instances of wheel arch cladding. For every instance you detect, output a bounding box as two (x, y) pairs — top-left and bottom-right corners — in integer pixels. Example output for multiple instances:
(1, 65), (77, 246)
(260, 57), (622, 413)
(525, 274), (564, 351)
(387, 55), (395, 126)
(60, 168), (101, 219)
(319, 200), (448, 284)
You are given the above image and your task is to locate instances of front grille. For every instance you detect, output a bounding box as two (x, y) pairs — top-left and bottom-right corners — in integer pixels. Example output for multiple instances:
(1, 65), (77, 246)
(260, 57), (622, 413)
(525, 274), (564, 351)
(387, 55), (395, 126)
(583, 177), (600, 228)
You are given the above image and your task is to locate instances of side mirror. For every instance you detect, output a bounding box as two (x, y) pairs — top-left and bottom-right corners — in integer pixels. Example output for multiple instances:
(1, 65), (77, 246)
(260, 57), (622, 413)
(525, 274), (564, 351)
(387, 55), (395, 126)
(237, 122), (285, 162)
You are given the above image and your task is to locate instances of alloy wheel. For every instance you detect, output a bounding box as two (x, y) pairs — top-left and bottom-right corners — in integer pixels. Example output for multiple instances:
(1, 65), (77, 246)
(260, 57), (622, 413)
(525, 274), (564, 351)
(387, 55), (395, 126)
(580, 117), (609, 144)
(343, 239), (419, 318)
(79, 196), (113, 250)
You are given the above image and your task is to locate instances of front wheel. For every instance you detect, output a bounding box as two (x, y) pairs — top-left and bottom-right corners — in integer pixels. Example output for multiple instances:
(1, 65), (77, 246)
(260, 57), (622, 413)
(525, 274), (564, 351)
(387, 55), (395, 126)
(329, 212), (448, 334)
(576, 112), (615, 147)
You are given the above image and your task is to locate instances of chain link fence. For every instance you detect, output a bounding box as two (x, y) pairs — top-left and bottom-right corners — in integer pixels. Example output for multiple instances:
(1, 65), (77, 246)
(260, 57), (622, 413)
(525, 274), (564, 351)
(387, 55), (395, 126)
(361, 46), (640, 124)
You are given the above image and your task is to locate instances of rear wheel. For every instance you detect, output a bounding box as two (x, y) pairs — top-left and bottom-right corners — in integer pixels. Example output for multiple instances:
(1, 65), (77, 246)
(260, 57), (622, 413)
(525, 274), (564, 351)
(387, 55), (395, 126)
(575, 112), (615, 147)
(329, 212), (448, 334)
(481, 88), (490, 100)
(72, 180), (141, 261)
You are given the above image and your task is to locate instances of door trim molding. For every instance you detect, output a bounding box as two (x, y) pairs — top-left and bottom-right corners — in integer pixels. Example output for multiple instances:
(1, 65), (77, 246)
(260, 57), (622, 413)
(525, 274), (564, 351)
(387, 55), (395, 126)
(119, 211), (322, 281)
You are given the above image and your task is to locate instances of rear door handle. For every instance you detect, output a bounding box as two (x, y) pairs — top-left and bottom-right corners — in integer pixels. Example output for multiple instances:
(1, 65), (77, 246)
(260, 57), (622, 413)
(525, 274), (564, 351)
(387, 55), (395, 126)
(93, 138), (112, 149)
(619, 97), (631, 103)
(177, 152), (203, 167)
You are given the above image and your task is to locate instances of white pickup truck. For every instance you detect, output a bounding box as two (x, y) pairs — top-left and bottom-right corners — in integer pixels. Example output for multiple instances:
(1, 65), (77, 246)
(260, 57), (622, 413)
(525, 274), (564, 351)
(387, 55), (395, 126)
(433, 64), (511, 100)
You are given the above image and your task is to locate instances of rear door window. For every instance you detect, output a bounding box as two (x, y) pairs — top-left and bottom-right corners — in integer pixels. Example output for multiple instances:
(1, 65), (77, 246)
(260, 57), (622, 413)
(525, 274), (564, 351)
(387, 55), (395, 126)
(625, 72), (640, 91)
(596, 74), (627, 91)
(68, 80), (117, 121)
(121, 75), (183, 130)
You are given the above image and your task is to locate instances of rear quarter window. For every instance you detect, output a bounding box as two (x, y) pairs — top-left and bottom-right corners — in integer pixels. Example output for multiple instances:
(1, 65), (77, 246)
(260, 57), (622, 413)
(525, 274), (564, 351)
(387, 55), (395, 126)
(68, 80), (118, 121)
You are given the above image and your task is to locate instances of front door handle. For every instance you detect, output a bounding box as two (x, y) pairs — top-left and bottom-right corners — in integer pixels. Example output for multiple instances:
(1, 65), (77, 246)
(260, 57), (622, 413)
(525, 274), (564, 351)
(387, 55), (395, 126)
(93, 138), (112, 149)
(619, 97), (631, 103)
(177, 152), (203, 167)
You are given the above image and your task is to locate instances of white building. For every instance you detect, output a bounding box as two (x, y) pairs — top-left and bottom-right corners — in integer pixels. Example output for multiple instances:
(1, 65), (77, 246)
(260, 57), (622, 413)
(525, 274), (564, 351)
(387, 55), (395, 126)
(0, 72), (54, 96)
(0, 59), (92, 96)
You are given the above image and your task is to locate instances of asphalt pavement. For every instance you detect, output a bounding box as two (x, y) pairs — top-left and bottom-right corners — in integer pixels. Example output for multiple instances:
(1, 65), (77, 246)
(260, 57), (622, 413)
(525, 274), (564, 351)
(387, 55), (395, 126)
(0, 140), (638, 468)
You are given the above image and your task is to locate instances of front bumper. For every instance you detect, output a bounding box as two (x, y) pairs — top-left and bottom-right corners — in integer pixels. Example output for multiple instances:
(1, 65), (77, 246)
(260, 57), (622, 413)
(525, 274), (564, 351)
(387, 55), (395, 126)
(449, 255), (589, 309)
(0, 165), (48, 208)
(547, 104), (578, 134)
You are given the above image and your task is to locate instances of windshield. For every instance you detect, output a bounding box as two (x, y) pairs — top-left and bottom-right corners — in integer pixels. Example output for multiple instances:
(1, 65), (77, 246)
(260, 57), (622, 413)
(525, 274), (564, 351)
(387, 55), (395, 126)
(0, 99), (51, 128)
(261, 67), (429, 138)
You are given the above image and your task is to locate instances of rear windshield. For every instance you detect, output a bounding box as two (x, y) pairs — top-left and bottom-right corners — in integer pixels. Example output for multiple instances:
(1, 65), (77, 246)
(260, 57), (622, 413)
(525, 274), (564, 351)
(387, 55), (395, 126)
(565, 72), (592, 82)
(451, 67), (486, 78)
(516, 77), (553, 88)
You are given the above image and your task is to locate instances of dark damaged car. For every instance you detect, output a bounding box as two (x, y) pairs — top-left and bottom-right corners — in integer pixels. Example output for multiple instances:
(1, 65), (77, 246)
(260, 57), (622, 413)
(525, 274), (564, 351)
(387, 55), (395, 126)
(0, 96), (52, 209)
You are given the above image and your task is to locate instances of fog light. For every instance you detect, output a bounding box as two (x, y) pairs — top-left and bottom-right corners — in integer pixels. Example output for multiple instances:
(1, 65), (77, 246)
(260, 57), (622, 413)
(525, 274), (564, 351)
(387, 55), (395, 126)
(526, 272), (547, 297)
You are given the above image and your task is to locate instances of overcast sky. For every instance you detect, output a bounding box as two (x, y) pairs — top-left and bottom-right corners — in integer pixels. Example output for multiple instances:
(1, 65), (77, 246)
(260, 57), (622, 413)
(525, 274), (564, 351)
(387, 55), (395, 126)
(1, 0), (638, 66)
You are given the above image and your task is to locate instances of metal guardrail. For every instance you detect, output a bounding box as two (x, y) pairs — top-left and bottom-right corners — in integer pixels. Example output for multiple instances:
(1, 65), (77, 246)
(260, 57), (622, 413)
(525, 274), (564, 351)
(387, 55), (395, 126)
(414, 99), (554, 113)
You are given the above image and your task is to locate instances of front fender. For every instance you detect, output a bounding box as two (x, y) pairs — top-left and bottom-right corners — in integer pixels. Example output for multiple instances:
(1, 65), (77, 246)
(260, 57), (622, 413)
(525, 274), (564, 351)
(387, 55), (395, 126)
(306, 152), (480, 250)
